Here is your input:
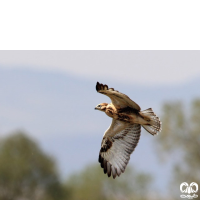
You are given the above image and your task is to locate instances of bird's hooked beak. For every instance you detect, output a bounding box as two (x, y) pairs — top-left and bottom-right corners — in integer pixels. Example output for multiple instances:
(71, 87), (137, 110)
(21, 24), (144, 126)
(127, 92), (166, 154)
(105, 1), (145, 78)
(95, 105), (101, 111)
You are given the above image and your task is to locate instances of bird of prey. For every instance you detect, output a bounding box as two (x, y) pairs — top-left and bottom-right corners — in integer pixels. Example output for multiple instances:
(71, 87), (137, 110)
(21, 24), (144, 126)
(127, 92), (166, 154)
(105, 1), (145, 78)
(95, 82), (161, 179)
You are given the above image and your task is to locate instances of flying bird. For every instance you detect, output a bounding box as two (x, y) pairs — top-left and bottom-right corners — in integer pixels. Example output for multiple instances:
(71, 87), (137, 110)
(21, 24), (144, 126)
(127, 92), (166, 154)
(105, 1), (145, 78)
(95, 82), (161, 179)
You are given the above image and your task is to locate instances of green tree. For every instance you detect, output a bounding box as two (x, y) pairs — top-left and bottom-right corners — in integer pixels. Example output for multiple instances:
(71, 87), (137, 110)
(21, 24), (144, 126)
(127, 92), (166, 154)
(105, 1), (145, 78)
(156, 100), (200, 197)
(0, 132), (66, 200)
(65, 164), (154, 200)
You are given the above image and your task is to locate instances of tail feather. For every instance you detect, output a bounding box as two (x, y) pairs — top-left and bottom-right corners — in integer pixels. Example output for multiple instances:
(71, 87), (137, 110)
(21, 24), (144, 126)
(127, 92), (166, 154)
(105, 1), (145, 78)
(140, 108), (162, 135)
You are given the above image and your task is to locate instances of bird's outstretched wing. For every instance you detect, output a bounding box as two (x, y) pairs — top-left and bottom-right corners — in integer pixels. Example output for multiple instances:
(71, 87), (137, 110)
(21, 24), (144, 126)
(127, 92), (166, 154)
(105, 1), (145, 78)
(96, 82), (141, 110)
(99, 119), (141, 178)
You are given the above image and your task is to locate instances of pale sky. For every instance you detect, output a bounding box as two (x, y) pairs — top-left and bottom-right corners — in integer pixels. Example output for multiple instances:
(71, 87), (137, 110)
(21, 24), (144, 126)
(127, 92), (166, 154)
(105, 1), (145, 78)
(0, 51), (200, 86)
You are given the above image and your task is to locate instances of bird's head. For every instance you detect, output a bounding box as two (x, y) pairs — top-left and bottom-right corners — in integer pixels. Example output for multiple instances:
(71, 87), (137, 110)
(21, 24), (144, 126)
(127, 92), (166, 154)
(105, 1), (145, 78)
(95, 103), (108, 112)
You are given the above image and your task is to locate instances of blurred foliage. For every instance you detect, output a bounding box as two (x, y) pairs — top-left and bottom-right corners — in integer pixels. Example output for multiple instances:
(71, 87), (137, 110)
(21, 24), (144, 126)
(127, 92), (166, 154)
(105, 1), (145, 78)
(65, 164), (154, 200)
(0, 132), (67, 200)
(156, 99), (200, 197)
(0, 131), (158, 200)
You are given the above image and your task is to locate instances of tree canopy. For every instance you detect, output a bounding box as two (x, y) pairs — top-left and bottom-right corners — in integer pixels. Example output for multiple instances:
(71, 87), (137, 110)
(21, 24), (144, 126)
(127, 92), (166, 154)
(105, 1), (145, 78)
(155, 99), (200, 197)
(0, 132), (66, 200)
(65, 164), (153, 200)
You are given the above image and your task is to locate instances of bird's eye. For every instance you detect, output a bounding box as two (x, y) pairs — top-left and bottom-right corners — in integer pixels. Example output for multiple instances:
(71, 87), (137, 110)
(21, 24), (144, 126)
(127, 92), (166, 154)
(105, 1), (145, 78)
(98, 105), (101, 107)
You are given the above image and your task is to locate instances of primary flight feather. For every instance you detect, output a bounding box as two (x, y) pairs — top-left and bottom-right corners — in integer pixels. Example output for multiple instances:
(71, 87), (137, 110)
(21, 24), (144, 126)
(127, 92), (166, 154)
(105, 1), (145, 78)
(95, 82), (162, 179)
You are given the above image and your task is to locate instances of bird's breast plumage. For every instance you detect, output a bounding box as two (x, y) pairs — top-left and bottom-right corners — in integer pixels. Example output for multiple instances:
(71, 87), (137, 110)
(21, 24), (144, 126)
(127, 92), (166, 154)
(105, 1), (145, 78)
(105, 104), (139, 123)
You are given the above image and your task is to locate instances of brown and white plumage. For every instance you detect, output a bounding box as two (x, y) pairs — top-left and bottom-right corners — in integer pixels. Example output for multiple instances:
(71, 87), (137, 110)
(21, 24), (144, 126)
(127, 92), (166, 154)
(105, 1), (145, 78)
(95, 82), (162, 179)
(99, 120), (141, 178)
(96, 82), (141, 110)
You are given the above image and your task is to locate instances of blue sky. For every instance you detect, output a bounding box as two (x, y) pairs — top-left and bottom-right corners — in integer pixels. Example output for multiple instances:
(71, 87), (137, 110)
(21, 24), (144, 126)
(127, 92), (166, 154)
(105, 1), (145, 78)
(0, 51), (199, 196)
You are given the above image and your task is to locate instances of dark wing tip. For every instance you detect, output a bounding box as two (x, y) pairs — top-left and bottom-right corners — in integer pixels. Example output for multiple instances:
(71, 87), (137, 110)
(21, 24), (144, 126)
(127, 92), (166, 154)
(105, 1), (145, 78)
(96, 82), (100, 91)
(96, 82), (103, 92)
(98, 154), (102, 162)
(99, 154), (111, 178)
(107, 162), (111, 177)
(96, 82), (110, 92)
(99, 153), (120, 179)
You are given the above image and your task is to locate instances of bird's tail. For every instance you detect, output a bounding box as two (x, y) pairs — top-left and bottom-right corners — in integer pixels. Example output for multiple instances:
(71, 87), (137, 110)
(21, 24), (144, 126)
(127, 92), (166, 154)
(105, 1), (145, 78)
(139, 108), (162, 135)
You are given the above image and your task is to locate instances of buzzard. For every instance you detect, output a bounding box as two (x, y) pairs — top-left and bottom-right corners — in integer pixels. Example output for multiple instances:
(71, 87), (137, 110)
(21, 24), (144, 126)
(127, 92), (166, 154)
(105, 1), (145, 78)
(95, 82), (161, 179)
